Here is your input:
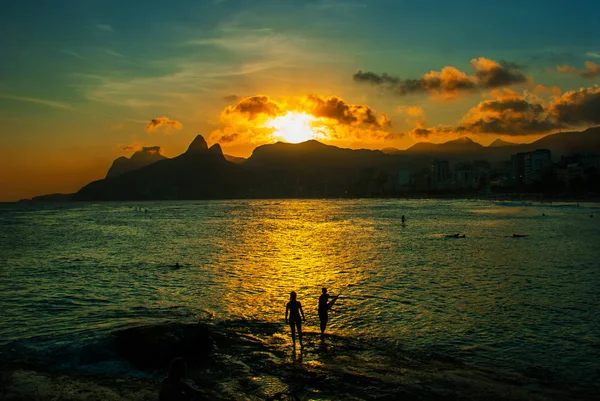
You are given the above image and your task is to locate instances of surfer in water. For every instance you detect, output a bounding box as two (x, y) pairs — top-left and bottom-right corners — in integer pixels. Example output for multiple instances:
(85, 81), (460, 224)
(285, 291), (305, 349)
(318, 288), (340, 341)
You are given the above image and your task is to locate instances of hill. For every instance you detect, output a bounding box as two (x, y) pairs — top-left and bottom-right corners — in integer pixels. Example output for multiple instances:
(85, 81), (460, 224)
(106, 146), (166, 178)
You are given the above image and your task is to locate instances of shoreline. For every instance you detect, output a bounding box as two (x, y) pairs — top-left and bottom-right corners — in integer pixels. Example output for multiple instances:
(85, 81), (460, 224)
(1, 321), (597, 401)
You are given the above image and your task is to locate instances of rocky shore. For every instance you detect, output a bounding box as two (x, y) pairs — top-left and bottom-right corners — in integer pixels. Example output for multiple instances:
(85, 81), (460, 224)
(1, 321), (597, 400)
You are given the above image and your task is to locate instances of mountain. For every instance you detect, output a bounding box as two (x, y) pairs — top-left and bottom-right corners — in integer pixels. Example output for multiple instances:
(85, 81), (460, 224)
(106, 146), (166, 178)
(74, 135), (248, 200)
(526, 126), (600, 156)
(72, 127), (600, 200)
(488, 139), (517, 147)
(224, 154), (246, 164)
(406, 137), (484, 155)
(19, 193), (73, 202)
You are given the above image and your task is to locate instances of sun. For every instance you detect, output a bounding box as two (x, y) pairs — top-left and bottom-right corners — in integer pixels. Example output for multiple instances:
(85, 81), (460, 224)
(264, 111), (323, 143)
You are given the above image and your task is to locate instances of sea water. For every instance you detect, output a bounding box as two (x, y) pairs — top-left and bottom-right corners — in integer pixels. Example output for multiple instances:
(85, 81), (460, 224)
(1, 199), (599, 385)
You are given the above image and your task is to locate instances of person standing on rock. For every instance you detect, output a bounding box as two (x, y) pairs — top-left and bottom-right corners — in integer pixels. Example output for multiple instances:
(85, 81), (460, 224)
(285, 291), (306, 349)
(318, 288), (340, 340)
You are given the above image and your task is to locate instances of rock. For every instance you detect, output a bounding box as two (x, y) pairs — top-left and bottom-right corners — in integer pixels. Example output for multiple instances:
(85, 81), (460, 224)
(113, 323), (214, 371)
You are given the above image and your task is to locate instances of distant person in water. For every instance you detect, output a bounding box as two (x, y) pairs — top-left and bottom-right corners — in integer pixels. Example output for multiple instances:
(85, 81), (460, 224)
(285, 291), (305, 349)
(318, 288), (339, 340)
(159, 357), (204, 401)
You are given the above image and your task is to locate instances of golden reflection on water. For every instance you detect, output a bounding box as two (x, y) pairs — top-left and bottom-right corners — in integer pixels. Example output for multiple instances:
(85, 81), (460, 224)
(217, 201), (367, 324)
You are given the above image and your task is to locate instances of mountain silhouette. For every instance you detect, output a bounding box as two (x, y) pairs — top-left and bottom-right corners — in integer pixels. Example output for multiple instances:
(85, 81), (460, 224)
(71, 127), (600, 200)
(106, 146), (166, 178)
(74, 135), (247, 200)
(488, 138), (517, 147)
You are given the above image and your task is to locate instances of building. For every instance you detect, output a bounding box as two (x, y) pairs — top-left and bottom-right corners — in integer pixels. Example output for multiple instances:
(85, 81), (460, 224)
(511, 149), (551, 185)
(431, 160), (451, 189)
(397, 170), (410, 186)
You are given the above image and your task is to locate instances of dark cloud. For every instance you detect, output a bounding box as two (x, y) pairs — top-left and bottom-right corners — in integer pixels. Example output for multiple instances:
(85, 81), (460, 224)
(353, 71), (400, 85)
(300, 95), (391, 128)
(223, 96), (281, 120)
(354, 57), (528, 98)
(471, 58), (528, 88)
(218, 133), (239, 143)
(409, 126), (456, 138)
(549, 87), (600, 124)
(145, 116), (182, 132)
(354, 67), (477, 97)
(461, 90), (560, 135)
(223, 95), (241, 102)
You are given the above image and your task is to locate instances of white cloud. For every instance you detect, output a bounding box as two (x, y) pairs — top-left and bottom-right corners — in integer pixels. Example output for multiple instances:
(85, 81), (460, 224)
(0, 94), (74, 110)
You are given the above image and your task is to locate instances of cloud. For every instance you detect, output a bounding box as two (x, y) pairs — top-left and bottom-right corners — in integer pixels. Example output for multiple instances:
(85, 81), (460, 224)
(96, 24), (114, 32)
(145, 116), (183, 133)
(119, 144), (142, 152)
(353, 57), (529, 98)
(297, 95), (391, 128)
(105, 49), (125, 58)
(460, 89), (560, 135)
(218, 132), (239, 143)
(401, 85), (600, 139)
(0, 94), (73, 110)
(223, 95), (282, 120)
(397, 105), (427, 128)
(223, 95), (241, 102)
(354, 66), (477, 98)
(211, 94), (395, 146)
(408, 126), (457, 139)
(556, 61), (600, 79)
(548, 86), (600, 125)
(533, 84), (562, 96)
(586, 52), (600, 59)
(470, 58), (528, 88)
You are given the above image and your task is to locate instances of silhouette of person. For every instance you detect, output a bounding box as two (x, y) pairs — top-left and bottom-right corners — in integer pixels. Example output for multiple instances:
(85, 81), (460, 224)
(401, 215), (406, 224)
(318, 288), (339, 340)
(159, 357), (204, 401)
(285, 291), (305, 349)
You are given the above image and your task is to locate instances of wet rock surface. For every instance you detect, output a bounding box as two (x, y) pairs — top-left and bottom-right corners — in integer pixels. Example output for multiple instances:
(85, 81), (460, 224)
(1, 320), (598, 400)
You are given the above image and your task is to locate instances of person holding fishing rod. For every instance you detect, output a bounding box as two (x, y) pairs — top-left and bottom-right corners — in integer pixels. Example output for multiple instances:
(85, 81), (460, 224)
(318, 287), (340, 340)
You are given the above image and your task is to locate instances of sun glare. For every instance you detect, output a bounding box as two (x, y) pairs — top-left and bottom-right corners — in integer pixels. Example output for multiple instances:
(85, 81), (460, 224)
(264, 111), (323, 143)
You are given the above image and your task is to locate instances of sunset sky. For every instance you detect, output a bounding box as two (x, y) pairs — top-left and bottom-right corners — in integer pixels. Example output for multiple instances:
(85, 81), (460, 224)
(1, 0), (599, 201)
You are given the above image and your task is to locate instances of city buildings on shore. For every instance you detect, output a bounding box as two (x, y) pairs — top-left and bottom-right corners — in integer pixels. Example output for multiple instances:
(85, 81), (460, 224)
(399, 150), (600, 194)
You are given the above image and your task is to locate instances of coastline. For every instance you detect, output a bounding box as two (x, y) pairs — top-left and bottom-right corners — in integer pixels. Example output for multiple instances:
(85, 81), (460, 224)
(1, 321), (597, 401)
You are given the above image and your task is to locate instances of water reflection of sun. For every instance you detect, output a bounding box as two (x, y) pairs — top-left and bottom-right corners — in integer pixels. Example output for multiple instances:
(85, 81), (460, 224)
(264, 111), (326, 143)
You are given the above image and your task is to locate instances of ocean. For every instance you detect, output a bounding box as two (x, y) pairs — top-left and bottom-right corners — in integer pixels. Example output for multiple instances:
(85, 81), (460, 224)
(1, 199), (599, 391)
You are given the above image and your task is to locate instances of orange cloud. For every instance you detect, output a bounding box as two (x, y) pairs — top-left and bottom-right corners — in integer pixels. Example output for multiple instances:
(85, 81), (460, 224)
(460, 88), (560, 135)
(556, 61), (600, 79)
(223, 95), (282, 120)
(548, 86), (600, 124)
(397, 105), (427, 128)
(210, 94), (396, 146)
(296, 95), (390, 128)
(533, 84), (562, 96)
(470, 57), (529, 88)
(145, 116), (182, 133)
(353, 57), (529, 99)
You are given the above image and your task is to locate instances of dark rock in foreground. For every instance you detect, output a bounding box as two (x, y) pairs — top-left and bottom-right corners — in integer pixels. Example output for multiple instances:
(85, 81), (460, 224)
(114, 323), (214, 371)
(1, 320), (597, 400)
